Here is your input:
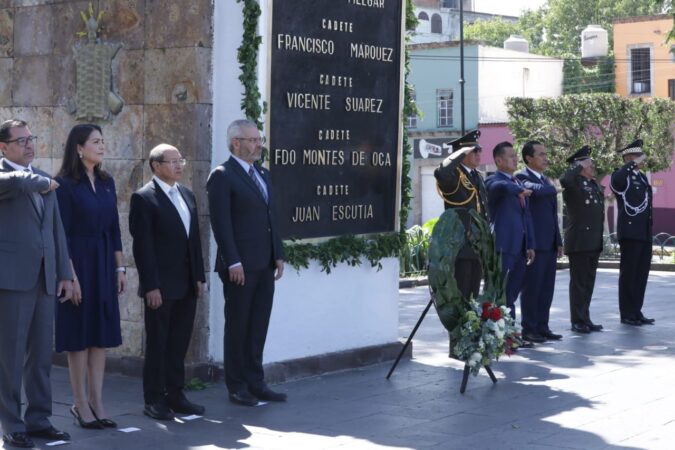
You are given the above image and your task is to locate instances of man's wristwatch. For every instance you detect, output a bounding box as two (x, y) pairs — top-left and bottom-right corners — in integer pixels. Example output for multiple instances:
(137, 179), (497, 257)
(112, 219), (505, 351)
(116, 266), (127, 274)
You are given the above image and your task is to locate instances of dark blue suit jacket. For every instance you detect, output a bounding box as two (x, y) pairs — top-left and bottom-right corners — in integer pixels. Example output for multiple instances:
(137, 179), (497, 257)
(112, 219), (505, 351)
(515, 168), (562, 251)
(207, 157), (284, 274)
(486, 171), (535, 256)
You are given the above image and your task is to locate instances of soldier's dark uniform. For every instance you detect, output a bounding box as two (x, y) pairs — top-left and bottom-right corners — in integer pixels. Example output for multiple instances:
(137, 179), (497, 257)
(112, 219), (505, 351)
(610, 139), (654, 326)
(433, 130), (488, 300)
(559, 146), (605, 333)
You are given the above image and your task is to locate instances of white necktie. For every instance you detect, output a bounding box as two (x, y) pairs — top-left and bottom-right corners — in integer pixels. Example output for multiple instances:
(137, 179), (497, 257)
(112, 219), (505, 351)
(168, 186), (190, 235)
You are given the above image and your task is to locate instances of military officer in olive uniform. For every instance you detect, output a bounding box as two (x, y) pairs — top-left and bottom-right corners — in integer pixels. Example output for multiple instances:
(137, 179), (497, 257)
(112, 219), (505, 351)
(434, 130), (488, 300)
(610, 139), (654, 326)
(560, 146), (605, 334)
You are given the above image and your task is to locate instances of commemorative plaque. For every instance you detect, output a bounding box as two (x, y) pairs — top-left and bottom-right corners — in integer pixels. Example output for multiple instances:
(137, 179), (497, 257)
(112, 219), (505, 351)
(268, 0), (406, 239)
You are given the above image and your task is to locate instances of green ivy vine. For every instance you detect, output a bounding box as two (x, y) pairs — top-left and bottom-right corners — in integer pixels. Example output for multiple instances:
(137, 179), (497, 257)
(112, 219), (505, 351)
(236, 0), (418, 273)
(236, 0), (265, 130)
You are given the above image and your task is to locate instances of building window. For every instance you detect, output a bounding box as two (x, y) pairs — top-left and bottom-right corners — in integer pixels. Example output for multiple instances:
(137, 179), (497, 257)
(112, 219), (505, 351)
(442, 0), (459, 8)
(630, 47), (651, 94)
(418, 12), (429, 21)
(406, 91), (418, 129)
(669, 80), (675, 101)
(437, 89), (453, 128)
(431, 14), (442, 34)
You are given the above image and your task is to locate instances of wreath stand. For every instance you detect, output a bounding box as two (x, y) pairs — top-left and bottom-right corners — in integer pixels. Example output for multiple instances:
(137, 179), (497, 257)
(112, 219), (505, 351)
(460, 364), (497, 394)
(387, 209), (507, 394)
(386, 296), (498, 394)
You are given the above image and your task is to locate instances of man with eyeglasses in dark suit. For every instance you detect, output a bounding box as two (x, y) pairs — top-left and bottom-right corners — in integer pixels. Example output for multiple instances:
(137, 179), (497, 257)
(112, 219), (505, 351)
(207, 119), (286, 407)
(0, 119), (73, 448)
(130, 144), (206, 420)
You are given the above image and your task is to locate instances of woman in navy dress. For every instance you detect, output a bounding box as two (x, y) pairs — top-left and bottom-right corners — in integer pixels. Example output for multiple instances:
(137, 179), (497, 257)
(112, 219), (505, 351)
(55, 124), (126, 429)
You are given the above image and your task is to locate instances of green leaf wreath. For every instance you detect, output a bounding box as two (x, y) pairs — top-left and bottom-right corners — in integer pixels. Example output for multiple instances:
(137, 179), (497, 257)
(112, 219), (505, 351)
(428, 209), (519, 375)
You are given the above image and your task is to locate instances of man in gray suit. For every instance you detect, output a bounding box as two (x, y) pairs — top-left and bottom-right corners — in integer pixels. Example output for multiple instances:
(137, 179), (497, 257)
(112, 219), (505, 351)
(0, 119), (73, 448)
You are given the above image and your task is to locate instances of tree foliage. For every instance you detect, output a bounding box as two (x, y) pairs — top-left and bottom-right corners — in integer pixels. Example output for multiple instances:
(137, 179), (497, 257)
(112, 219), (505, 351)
(464, 0), (670, 57)
(463, 17), (520, 48)
(562, 56), (615, 94)
(541, 0), (669, 56)
(506, 94), (675, 179)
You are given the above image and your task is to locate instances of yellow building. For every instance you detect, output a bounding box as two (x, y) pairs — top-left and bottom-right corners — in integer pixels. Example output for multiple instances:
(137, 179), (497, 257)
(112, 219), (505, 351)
(613, 15), (675, 99)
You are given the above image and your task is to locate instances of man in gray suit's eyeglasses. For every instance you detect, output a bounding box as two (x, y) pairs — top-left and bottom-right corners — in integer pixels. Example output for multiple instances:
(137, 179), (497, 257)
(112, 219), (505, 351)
(0, 119), (73, 448)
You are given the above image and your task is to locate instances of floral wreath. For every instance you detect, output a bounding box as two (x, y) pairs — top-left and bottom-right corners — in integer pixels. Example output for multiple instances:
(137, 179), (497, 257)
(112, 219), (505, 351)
(428, 209), (520, 375)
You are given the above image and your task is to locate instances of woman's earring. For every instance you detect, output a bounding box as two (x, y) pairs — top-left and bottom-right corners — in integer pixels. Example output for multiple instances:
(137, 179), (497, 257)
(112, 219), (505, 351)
(78, 153), (83, 159)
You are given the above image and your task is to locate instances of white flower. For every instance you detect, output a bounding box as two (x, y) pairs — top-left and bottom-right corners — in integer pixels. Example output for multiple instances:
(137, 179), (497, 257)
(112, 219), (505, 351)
(469, 352), (482, 366)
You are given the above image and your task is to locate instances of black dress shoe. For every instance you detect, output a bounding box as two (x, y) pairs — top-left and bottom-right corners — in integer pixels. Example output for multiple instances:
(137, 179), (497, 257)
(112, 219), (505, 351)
(571, 323), (591, 333)
(621, 318), (642, 326)
(512, 336), (534, 348)
(250, 387), (287, 402)
(168, 393), (205, 415)
(229, 391), (258, 407)
(541, 330), (563, 340)
(2, 432), (34, 448)
(26, 426), (70, 441)
(522, 332), (546, 343)
(639, 314), (655, 325)
(144, 402), (175, 420)
(587, 323), (603, 332)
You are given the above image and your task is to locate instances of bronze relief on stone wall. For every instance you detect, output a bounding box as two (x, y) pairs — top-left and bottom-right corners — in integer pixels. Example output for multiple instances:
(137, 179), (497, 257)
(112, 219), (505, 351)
(70, 4), (123, 121)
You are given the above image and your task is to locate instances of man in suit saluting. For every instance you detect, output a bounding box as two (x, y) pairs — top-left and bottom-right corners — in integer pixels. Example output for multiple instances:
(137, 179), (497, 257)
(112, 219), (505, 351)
(207, 119), (285, 407)
(0, 119), (73, 448)
(516, 141), (564, 343)
(130, 144), (206, 420)
(486, 142), (536, 344)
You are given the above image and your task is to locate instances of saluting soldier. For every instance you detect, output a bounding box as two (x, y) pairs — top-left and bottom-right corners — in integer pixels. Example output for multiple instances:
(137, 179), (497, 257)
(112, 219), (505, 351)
(434, 130), (488, 300)
(560, 146), (605, 334)
(610, 139), (654, 326)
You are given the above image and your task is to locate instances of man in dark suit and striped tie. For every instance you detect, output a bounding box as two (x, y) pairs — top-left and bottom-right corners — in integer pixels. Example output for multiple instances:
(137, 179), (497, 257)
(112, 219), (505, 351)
(207, 120), (285, 407)
(516, 141), (564, 343)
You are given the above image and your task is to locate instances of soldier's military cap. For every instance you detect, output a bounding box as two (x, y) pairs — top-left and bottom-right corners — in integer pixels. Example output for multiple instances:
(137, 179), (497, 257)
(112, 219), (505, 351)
(446, 130), (481, 153)
(565, 145), (592, 164)
(618, 139), (644, 156)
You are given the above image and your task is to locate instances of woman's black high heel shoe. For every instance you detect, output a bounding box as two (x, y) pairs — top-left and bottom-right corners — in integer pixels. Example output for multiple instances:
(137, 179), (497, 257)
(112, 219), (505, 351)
(70, 405), (104, 429)
(89, 403), (117, 428)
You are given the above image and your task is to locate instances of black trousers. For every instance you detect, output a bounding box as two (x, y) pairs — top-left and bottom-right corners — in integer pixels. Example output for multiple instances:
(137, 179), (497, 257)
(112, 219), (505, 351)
(454, 258), (482, 300)
(568, 251), (600, 325)
(222, 268), (274, 394)
(143, 294), (197, 404)
(618, 239), (652, 320)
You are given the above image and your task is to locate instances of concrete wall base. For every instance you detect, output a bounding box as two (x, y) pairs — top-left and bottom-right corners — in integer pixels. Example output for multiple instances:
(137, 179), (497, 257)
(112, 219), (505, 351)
(53, 341), (412, 385)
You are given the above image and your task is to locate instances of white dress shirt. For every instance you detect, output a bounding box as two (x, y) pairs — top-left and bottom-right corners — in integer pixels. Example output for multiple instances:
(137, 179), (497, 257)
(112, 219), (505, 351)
(153, 176), (191, 235)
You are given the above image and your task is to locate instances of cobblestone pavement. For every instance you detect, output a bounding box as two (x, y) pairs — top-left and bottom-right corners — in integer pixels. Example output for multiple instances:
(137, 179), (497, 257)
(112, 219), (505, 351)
(10, 269), (675, 449)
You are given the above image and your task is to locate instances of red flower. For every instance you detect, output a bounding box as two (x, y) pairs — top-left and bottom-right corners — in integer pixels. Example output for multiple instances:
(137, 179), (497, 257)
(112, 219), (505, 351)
(481, 309), (489, 320)
(490, 307), (502, 321)
(482, 302), (492, 309)
(505, 338), (514, 356)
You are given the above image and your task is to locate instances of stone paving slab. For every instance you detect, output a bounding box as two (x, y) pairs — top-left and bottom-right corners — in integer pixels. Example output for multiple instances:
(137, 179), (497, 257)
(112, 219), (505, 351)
(5, 269), (675, 449)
